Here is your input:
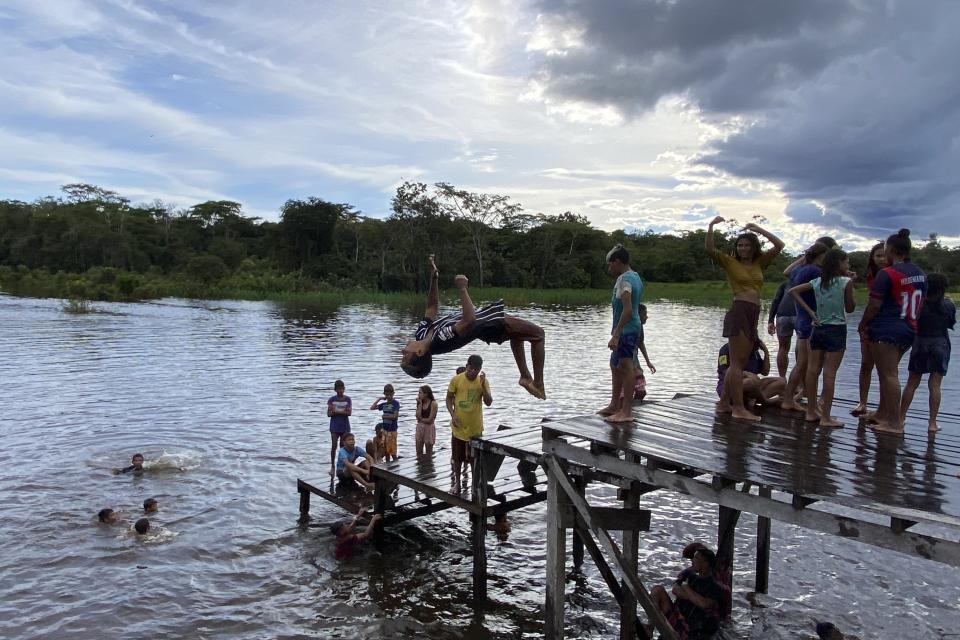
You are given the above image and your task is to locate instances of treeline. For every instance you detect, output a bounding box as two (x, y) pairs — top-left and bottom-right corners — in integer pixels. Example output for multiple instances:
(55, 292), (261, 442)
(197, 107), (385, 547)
(0, 182), (957, 301)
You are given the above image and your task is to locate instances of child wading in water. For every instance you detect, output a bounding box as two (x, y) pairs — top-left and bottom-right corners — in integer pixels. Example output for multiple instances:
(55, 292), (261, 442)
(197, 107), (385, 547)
(790, 248), (855, 427)
(899, 273), (955, 432)
(415, 385), (438, 456)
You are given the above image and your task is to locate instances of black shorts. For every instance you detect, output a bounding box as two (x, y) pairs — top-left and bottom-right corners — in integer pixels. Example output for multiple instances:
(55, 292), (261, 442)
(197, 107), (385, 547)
(810, 324), (847, 352)
(451, 436), (473, 465)
(722, 300), (760, 341)
(908, 336), (950, 375)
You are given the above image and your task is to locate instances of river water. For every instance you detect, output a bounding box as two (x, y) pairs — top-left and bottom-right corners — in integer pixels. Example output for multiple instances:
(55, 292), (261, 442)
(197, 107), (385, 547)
(1, 294), (958, 639)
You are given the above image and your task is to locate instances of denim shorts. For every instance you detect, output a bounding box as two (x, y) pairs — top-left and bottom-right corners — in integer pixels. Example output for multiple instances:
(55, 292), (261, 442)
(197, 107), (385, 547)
(795, 316), (813, 340)
(908, 336), (951, 375)
(610, 332), (639, 368)
(868, 322), (915, 351)
(810, 324), (847, 353)
(775, 315), (797, 339)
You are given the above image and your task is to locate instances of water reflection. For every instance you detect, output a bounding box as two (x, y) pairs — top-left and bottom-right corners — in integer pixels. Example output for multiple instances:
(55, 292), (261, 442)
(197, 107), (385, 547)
(0, 294), (958, 640)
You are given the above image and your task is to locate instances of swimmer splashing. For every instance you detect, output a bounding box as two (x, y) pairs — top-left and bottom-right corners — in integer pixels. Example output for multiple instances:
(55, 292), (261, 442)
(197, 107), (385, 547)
(401, 255), (547, 400)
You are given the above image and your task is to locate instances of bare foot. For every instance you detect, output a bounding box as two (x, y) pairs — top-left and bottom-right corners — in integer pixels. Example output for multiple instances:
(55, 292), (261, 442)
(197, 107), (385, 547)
(862, 411), (878, 423)
(536, 381), (547, 400)
(850, 403), (868, 417)
(780, 401), (803, 412)
(731, 408), (762, 422)
(871, 421), (903, 434)
(598, 405), (618, 416)
(819, 417), (844, 428)
(603, 412), (633, 424)
(715, 402), (732, 414)
(804, 412), (821, 423)
(929, 422), (941, 433)
(519, 377), (546, 400)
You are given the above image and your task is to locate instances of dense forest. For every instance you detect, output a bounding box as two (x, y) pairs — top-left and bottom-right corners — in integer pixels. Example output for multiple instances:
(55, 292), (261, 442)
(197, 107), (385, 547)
(0, 182), (957, 302)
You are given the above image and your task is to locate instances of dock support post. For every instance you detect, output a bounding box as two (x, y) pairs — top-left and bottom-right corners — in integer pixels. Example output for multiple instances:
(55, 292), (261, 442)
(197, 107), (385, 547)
(472, 447), (489, 605)
(544, 453), (568, 639)
(619, 457), (640, 640)
(755, 486), (772, 593)
(716, 478), (740, 591)
(298, 482), (311, 523)
(572, 476), (585, 574)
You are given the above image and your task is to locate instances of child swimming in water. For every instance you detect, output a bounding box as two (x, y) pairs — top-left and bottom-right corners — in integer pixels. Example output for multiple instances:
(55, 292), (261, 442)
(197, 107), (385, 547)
(114, 453), (145, 475)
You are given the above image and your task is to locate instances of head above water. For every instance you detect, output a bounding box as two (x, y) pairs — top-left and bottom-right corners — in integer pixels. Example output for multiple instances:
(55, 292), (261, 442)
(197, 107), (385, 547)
(134, 518), (150, 535)
(131, 453), (144, 469)
(143, 498), (158, 513)
(98, 508), (117, 524)
(465, 354), (483, 380)
(885, 228), (912, 262)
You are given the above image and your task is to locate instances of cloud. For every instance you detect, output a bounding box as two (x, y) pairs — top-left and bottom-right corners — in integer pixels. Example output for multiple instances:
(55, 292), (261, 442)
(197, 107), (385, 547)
(530, 0), (960, 236)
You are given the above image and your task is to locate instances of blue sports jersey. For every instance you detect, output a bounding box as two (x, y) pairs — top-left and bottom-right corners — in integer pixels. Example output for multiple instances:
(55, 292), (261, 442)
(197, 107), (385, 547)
(870, 262), (927, 332)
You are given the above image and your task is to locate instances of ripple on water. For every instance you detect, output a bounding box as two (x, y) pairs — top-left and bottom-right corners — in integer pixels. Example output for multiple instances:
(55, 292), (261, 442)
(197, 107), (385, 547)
(1, 295), (958, 639)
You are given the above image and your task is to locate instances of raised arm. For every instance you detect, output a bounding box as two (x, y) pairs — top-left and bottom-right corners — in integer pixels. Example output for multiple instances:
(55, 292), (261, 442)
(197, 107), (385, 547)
(369, 396), (384, 410)
(744, 222), (785, 256)
(783, 255), (805, 276)
(705, 215), (724, 253)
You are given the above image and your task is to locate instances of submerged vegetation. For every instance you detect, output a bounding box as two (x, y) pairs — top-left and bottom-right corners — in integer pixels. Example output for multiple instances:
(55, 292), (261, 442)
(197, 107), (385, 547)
(2, 182), (958, 307)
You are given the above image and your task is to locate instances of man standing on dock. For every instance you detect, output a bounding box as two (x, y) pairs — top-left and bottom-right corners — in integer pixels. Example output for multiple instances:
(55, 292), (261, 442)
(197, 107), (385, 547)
(401, 255), (547, 400)
(446, 354), (492, 493)
(599, 244), (645, 423)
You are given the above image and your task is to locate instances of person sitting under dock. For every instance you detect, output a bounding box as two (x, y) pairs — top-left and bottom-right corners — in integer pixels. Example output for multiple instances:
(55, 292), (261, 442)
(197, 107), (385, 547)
(649, 547), (725, 640)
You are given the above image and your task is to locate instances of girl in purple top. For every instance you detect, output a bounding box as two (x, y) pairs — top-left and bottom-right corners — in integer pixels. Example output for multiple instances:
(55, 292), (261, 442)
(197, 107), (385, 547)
(327, 379), (352, 476)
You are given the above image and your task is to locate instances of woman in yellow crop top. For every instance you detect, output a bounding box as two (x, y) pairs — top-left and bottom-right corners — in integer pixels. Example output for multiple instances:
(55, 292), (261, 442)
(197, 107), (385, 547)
(706, 215), (785, 422)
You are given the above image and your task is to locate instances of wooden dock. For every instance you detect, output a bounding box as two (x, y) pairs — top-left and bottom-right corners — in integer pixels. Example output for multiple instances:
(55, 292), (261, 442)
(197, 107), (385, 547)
(297, 394), (960, 640)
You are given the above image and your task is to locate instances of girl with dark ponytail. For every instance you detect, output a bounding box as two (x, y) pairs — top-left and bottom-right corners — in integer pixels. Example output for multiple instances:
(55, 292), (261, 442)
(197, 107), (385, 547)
(857, 229), (927, 433)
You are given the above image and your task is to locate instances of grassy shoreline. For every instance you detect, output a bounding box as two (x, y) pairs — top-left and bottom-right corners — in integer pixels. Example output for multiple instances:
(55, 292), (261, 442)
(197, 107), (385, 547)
(1, 268), (883, 309)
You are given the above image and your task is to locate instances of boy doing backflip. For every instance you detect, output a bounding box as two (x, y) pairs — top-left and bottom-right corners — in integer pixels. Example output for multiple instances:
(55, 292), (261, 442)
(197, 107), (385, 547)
(401, 255), (546, 400)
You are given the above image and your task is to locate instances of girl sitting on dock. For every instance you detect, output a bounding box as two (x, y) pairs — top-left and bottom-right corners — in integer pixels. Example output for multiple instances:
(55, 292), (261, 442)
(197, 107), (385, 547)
(790, 248), (856, 428)
(705, 216), (785, 422)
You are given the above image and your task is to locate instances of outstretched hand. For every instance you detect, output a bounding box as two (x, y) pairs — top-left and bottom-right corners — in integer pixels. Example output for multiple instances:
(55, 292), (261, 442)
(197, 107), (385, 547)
(709, 215), (725, 226)
(454, 274), (469, 290)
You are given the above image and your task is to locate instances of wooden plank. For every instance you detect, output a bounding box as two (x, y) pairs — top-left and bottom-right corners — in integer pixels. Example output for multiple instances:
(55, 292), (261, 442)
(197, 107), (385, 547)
(546, 439), (960, 567)
(756, 487), (772, 594)
(472, 450), (489, 604)
(544, 455), (567, 640)
(298, 482), (311, 521)
(544, 455), (678, 640)
(371, 465), (480, 513)
(621, 453), (641, 640)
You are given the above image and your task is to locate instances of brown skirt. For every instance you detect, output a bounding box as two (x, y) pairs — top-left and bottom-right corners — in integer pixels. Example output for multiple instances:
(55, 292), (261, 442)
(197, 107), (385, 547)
(723, 300), (760, 341)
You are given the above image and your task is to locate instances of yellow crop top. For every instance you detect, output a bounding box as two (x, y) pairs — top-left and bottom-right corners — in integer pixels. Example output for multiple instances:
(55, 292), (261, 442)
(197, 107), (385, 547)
(710, 249), (776, 294)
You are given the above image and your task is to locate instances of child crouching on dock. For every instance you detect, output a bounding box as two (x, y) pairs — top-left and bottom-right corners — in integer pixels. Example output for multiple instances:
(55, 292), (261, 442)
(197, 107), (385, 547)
(336, 434), (374, 492)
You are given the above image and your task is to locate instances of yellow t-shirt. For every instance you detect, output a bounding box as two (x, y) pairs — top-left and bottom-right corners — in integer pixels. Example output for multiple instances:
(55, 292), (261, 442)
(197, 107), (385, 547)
(710, 249), (777, 294)
(447, 372), (490, 441)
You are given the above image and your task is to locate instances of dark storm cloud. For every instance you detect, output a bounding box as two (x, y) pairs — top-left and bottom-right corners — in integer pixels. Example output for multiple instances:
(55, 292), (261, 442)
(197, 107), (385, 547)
(532, 0), (960, 235)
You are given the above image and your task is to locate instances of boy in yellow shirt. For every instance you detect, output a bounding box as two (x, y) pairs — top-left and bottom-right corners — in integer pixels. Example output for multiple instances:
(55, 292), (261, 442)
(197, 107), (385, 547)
(446, 354), (493, 493)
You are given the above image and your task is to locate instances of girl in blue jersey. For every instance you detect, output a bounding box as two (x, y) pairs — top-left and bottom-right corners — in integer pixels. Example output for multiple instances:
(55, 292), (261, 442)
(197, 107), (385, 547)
(858, 229), (927, 434)
(899, 273), (955, 433)
(790, 249), (855, 428)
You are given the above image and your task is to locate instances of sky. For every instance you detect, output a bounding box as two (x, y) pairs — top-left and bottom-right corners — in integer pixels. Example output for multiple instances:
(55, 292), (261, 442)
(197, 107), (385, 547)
(1, 0), (958, 251)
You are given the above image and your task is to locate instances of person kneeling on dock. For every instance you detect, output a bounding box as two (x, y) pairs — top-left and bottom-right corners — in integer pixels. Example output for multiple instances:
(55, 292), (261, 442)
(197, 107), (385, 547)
(649, 547), (724, 640)
(401, 255), (546, 400)
(336, 434), (374, 492)
(331, 508), (383, 560)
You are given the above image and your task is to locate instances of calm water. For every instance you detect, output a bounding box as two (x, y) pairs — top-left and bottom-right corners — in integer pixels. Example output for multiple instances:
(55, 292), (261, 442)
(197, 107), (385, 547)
(1, 294), (958, 639)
